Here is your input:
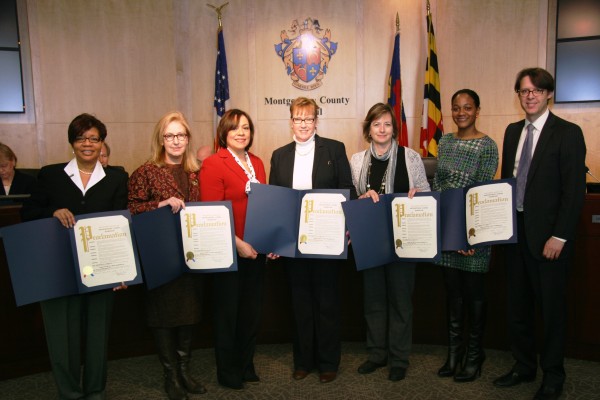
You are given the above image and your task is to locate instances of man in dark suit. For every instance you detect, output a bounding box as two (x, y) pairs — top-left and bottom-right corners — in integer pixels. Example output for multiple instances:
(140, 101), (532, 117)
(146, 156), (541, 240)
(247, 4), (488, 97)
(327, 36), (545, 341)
(493, 68), (586, 400)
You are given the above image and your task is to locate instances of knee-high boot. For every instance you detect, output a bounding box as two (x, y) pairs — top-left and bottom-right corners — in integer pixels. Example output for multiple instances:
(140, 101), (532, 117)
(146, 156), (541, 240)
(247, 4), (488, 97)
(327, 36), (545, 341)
(176, 325), (207, 394)
(454, 301), (486, 382)
(438, 297), (464, 377)
(153, 328), (188, 400)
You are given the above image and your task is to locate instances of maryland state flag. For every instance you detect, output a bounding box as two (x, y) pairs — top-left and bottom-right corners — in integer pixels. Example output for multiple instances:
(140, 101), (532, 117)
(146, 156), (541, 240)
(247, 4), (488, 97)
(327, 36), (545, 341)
(420, 5), (444, 157)
(387, 27), (409, 147)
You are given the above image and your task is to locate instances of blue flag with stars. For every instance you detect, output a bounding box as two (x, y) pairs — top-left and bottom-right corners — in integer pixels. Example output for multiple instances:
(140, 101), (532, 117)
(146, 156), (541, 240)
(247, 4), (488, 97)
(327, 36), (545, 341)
(214, 28), (229, 117)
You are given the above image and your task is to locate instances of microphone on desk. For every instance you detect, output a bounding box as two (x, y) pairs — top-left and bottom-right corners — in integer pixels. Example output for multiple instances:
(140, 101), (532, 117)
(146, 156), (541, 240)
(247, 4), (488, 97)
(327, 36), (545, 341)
(586, 166), (600, 182)
(586, 166), (600, 193)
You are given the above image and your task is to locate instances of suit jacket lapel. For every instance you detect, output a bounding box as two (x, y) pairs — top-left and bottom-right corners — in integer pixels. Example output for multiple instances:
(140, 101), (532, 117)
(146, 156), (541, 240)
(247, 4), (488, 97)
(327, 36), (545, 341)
(528, 112), (556, 182)
(221, 149), (250, 184)
(504, 122), (524, 177)
(279, 144), (296, 188)
(312, 135), (325, 184)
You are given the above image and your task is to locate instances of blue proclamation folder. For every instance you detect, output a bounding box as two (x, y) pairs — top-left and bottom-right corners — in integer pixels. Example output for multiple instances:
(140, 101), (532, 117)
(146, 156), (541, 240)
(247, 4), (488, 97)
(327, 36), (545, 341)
(1, 210), (142, 306)
(244, 183), (350, 259)
(440, 178), (517, 251)
(342, 192), (441, 271)
(131, 201), (237, 290)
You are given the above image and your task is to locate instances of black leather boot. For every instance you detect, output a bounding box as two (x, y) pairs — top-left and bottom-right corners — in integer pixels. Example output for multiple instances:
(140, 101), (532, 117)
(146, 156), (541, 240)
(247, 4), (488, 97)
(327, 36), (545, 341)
(438, 297), (464, 377)
(454, 301), (486, 382)
(153, 328), (188, 400)
(177, 325), (207, 394)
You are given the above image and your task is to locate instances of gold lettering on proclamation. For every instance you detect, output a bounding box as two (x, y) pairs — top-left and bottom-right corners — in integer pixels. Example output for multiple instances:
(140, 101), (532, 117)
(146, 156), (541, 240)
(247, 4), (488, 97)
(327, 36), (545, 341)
(469, 193), (479, 216)
(79, 226), (93, 253)
(185, 213), (196, 238)
(395, 203), (405, 228)
(303, 200), (314, 223)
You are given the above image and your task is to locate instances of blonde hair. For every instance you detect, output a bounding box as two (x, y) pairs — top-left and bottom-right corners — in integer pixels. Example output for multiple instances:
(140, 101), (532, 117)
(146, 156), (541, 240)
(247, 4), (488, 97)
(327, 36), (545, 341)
(0, 143), (17, 164)
(289, 97), (320, 118)
(149, 111), (199, 172)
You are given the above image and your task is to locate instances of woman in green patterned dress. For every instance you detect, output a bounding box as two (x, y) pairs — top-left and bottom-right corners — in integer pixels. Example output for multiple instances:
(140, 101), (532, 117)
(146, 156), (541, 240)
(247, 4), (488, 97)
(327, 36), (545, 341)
(434, 89), (499, 382)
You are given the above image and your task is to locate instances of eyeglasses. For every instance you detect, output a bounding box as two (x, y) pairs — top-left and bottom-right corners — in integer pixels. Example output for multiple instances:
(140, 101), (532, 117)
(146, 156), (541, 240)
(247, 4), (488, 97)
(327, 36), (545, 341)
(163, 133), (189, 142)
(74, 136), (101, 144)
(371, 122), (393, 128)
(516, 88), (546, 97)
(292, 117), (316, 125)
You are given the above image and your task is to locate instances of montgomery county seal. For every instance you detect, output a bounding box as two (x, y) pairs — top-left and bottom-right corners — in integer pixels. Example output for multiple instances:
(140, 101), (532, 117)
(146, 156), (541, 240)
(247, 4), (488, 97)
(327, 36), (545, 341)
(274, 17), (338, 90)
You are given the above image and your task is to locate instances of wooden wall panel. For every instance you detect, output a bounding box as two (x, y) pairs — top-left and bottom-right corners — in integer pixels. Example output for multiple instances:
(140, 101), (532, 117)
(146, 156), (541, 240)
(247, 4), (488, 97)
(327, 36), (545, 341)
(0, 0), (598, 178)
(0, 124), (38, 167)
(33, 1), (179, 122)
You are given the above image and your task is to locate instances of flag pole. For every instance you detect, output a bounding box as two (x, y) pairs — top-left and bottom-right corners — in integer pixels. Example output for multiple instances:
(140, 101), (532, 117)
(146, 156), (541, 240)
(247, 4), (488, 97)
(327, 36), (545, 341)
(426, 0), (431, 113)
(208, 2), (230, 151)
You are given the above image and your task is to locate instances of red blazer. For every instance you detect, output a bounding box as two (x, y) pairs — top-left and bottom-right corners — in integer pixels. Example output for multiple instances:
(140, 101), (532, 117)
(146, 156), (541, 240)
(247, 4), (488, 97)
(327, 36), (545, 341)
(200, 148), (266, 238)
(127, 162), (200, 215)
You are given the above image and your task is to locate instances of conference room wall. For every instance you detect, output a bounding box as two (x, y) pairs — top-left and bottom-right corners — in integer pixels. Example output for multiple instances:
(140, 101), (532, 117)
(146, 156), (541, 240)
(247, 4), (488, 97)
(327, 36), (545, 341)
(0, 0), (597, 179)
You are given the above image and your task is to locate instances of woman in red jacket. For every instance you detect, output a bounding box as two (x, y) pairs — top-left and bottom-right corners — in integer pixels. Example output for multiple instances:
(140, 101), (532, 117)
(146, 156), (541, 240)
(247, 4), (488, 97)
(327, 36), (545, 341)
(200, 109), (274, 390)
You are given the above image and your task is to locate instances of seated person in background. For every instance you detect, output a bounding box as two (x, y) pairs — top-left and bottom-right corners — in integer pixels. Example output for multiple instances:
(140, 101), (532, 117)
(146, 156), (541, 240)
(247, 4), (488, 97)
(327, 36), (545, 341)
(100, 142), (111, 168)
(100, 142), (128, 176)
(0, 142), (36, 196)
(196, 145), (213, 166)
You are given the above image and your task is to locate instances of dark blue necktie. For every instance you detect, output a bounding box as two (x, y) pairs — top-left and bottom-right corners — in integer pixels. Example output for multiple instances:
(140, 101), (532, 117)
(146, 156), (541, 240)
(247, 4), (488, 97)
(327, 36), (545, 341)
(516, 124), (534, 209)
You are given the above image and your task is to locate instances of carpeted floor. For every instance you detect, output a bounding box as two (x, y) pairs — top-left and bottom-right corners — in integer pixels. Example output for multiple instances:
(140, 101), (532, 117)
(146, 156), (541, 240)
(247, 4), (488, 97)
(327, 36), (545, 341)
(1, 343), (599, 399)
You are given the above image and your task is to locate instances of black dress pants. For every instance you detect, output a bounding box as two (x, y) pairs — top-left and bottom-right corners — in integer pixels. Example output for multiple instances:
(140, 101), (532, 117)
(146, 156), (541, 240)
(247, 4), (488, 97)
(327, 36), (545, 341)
(41, 290), (114, 400)
(505, 213), (570, 387)
(212, 255), (265, 387)
(285, 257), (341, 373)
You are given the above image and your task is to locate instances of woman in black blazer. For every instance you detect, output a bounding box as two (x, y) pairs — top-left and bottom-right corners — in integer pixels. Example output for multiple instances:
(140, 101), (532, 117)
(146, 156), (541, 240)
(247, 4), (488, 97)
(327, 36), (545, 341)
(269, 97), (356, 384)
(22, 113), (128, 400)
(0, 142), (36, 196)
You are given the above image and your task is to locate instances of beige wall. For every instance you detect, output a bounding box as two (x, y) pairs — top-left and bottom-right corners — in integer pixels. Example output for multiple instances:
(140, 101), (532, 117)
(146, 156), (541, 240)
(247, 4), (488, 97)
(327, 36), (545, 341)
(0, 0), (598, 181)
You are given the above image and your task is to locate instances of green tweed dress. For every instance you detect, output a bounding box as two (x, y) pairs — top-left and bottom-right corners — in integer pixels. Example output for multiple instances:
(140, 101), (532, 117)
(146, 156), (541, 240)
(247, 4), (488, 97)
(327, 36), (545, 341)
(433, 133), (499, 273)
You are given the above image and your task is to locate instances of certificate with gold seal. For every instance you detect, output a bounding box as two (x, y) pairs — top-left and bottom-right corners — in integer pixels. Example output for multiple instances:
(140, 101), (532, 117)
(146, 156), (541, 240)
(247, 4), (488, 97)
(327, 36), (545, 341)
(465, 181), (514, 246)
(342, 192), (441, 271)
(391, 196), (439, 260)
(131, 201), (237, 290)
(440, 178), (517, 251)
(73, 214), (138, 288)
(2, 210), (143, 306)
(297, 192), (347, 256)
(180, 205), (234, 270)
(244, 183), (350, 259)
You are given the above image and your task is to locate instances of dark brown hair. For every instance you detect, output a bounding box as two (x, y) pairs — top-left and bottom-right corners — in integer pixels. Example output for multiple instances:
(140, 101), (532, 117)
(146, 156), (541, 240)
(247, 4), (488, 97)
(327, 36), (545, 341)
(362, 103), (398, 142)
(217, 109), (255, 151)
(514, 68), (555, 92)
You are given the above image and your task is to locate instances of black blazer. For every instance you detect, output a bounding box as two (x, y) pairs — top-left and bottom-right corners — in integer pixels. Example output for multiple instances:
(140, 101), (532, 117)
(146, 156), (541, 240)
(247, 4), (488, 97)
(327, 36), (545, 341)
(269, 135), (357, 199)
(1, 170), (36, 196)
(21, 163), (128, 221)
(501, 112), (586, 259)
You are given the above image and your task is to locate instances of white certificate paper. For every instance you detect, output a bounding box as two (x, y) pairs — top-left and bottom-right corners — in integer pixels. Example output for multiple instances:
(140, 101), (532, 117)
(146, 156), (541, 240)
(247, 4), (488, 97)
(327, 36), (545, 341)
(297, 193), (346, 256)
(391, 196), (438, 259)
(74, 215), (138, 288)
(180, 205), (234, 270)
(465, 182), (513, 246)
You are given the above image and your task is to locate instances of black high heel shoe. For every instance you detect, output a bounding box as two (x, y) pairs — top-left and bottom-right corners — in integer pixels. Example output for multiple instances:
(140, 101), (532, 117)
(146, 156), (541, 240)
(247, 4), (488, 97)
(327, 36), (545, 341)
(438, 297), (464, 378)
(453, 301), (486, 383)
(453, 353), (485, 382)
